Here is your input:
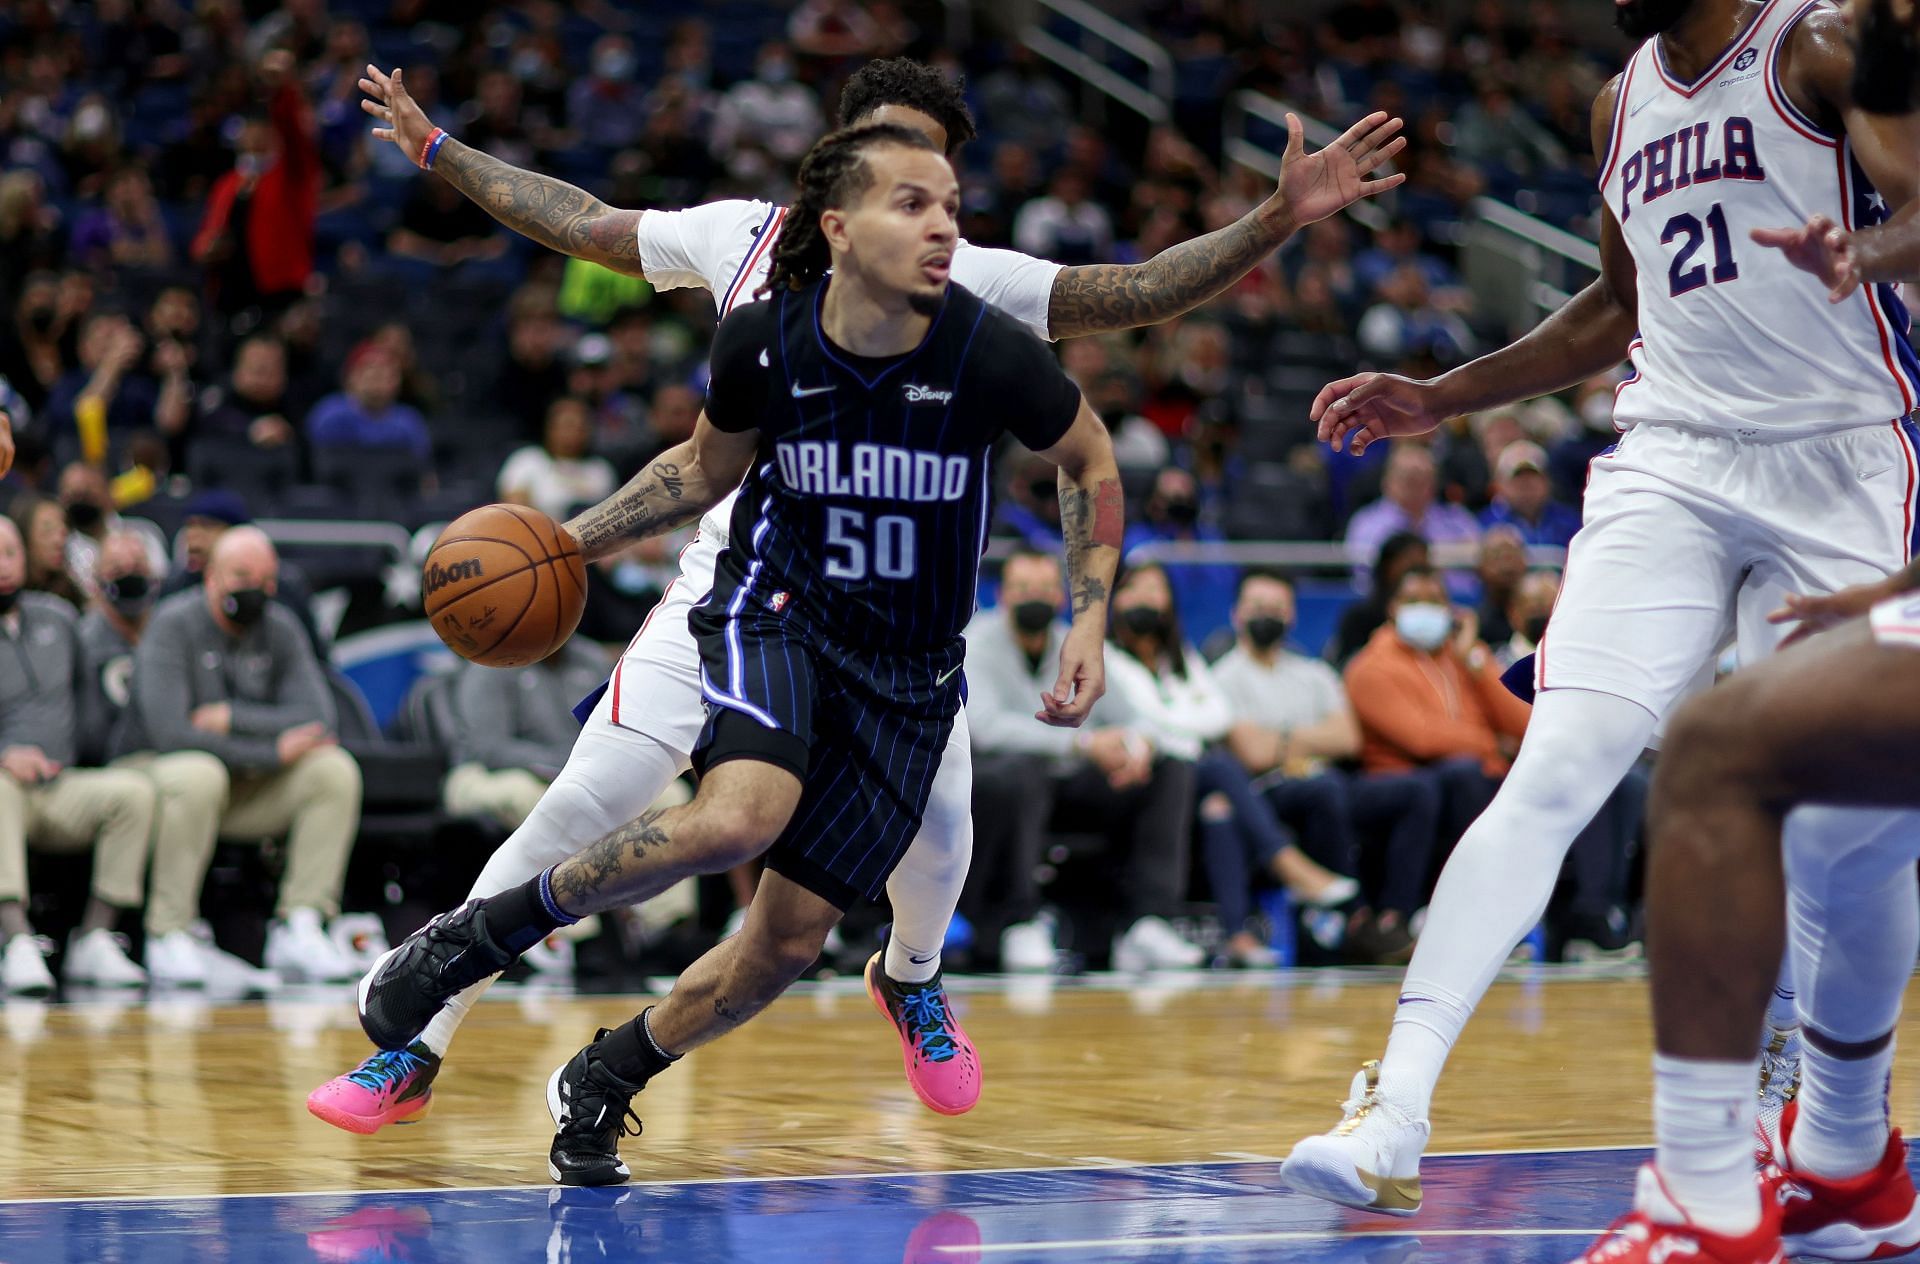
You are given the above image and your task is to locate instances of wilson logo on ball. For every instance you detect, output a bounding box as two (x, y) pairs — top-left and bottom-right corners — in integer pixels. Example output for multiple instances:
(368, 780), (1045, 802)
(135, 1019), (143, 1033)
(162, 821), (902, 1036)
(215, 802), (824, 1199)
(424, 558), (486, 595)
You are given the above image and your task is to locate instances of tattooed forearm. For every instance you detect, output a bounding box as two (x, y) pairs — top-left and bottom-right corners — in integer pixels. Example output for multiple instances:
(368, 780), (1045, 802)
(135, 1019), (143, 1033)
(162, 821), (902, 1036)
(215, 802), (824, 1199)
(1058, 473), (1123, 617)
(712, 995), (749, 1025)
(434, 138), (646, 276)
(565, 458), (709, 561)
(1046, 203), (1297, 338)
(550, 806), (674, 915)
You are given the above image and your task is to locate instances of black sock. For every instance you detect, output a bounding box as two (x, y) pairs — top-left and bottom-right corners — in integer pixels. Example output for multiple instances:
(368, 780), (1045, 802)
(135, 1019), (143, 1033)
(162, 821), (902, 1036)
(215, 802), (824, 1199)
(483, 868), (577, 956)
(594, 1006), (681, 1086)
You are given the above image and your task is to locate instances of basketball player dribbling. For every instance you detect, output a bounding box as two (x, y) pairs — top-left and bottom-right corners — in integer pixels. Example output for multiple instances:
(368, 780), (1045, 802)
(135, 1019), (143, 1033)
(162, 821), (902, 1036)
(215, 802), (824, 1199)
(309, 58), (1407, 1134)
(356, 122), (1122, 1186)
(1280, 0), (1920, 1238)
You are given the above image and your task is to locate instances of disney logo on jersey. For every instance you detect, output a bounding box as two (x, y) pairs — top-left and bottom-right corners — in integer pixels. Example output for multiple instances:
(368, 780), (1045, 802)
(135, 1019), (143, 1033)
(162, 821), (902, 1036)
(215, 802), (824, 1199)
(776, 440), (974, 502)
(1618, 116), (1766, 223)
(904, 383), (955, 405)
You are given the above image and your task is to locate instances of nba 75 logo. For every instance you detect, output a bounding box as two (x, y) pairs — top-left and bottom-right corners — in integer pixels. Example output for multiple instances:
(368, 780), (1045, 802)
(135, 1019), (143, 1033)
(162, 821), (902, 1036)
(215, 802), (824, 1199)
(767, 591), (791, 613)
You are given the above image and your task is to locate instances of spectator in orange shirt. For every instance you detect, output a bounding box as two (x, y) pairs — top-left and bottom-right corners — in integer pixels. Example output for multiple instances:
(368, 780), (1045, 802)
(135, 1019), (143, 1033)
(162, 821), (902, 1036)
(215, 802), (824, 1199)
(1343, 566), (1530, 857)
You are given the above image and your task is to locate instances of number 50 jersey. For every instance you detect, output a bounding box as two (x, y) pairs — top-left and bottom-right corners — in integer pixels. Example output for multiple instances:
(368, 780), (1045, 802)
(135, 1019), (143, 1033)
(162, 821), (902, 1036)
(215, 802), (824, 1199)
(1602, 0), (1920, 436)
(702, 277), (1081, 652)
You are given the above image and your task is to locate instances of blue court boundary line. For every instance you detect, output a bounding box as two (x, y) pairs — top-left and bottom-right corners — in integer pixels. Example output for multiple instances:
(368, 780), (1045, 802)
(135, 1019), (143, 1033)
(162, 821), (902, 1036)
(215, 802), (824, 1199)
(0, 1143), (1653, 1207)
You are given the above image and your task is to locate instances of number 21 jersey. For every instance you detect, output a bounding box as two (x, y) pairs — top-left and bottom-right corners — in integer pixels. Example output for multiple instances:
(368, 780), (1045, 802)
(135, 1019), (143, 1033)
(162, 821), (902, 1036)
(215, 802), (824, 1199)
(1601, 0), (1920, 435)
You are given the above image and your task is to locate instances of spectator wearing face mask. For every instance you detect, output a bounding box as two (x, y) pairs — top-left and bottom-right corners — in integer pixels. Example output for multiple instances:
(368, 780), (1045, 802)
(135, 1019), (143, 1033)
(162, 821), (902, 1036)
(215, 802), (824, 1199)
(1497, 568), (1562, 669)
(991, 452), (1066, 551)
(1124, 466), (1235, 634)
(567, 35), (648, 151)
(56, 460), (163, 595)
(127, 527), (362, 983)
(77, 531), (259, 989)
(158, 490), (326, 657)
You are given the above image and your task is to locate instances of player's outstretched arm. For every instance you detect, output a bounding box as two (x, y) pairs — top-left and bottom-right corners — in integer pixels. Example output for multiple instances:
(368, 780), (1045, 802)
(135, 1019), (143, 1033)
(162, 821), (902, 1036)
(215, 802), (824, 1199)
(563, 414), (756, 560)
(1317, 80), (1639, 455)
(1035, 401), (1123, 727)
(360, 64), (646, 276)
(0, 407), (13, 481)
(1045, 111), (1406, 339)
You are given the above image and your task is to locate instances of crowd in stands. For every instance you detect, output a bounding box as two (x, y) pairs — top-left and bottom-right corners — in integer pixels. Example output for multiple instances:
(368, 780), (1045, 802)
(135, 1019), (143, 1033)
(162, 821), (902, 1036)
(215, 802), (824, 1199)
(0, 0), (1650, 990)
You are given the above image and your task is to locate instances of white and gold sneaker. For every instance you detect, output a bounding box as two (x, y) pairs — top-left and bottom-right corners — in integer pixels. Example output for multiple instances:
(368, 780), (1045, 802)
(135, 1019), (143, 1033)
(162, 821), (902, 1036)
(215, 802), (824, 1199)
(1281, 1060), (1430, 1217)
(1754, 1026), (1800, 1169)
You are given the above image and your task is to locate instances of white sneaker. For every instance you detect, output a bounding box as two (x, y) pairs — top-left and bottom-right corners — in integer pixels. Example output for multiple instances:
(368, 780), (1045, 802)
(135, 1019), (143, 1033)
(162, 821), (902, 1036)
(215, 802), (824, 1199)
(1112, 915), (1204, 972)
(1755, 1025), (1800, 1168)
(1000, 918), (1057, 972)
(1281, 1060), (1431, 1217)
(524, 933), (576, 976)
(144, 929), (209, 988)
(64, 928), (148, 988)
(265, 908), (359, 982)
(185, 922), (281, 993)
(328, 913), (390, 972)
(1, 933), (54, 995)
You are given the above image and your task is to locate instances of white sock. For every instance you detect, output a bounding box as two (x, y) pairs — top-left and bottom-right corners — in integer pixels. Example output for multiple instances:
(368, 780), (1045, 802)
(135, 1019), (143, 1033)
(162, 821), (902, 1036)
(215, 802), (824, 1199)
(1376, 688), (1656, 1120)
(880, 735), (973, 987)
(1766, 965), (1798, 1044)
(1791, 1031), (1894, 1179)
(419, 700), (690, 1058)
(1653, 1053), (1762, 1235)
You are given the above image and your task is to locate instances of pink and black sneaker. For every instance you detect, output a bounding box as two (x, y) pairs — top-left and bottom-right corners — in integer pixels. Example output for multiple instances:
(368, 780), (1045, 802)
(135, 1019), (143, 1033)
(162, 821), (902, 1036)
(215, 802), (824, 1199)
(864, 952), (981, 1116)
(306, 1042), (441, 1135)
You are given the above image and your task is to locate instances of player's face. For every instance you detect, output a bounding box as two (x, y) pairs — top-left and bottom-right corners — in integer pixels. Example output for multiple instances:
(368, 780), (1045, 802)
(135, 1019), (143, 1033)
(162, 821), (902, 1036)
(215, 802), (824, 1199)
(1614, 0), (1697, 38)
(839, 146), (960, 316)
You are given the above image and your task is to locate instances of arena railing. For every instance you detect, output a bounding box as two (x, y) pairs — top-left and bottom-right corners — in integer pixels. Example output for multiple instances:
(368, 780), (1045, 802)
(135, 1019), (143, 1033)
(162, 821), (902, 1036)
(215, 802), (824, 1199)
(1019, 0), (1172, 126)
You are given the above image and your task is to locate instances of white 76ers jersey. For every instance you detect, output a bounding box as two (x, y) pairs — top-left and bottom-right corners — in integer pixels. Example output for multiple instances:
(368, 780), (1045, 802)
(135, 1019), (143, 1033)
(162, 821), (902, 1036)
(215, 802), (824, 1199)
(1602, 0), (1920, 435)
(636, 200), (1063, 544)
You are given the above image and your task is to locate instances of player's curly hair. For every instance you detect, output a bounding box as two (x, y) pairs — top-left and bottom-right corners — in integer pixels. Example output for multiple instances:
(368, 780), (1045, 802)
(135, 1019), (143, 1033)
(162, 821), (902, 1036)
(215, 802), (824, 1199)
(758, 123), (940, 298)
(837, 58), (977, 155)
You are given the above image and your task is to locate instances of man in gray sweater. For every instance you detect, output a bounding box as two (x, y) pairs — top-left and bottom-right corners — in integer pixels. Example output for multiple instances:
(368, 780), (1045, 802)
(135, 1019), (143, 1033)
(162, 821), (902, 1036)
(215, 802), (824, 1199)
(443, 640), (616, 830)
(0, 516), (156, 995)
(78, 530), (272, 988)
(128, 527), (362, 982)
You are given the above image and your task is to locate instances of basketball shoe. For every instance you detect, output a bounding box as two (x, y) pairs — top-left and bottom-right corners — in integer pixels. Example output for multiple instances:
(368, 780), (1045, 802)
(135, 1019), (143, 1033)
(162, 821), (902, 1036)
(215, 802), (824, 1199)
(357, 899), (517, 1050)
(1567, 1165), (1783, 1264)
(864, 952), (981, 1115)
(1280, 1061), (1429, 1216)
(306, 1042), (441, 1134)
(547, 1031), (645, 1186)
(1773, 1102), (1920, 1260)
(1754, 1027), (1800, 1168)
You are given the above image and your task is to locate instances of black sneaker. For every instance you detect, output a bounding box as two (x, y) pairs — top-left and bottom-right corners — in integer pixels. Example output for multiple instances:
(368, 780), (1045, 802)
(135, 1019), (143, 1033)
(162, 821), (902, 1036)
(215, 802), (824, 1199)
(357, 899), (518, 1050)
(547, 1032), (645, 1186)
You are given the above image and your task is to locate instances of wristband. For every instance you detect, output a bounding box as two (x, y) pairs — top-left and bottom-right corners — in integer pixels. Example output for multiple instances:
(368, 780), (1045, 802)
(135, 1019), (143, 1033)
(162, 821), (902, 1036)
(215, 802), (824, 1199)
(420, 127), (450, 170)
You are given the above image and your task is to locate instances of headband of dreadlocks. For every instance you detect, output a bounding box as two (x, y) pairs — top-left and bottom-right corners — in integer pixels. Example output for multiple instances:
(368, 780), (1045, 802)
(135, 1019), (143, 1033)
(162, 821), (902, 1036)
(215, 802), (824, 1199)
(758, 122), (941, 299)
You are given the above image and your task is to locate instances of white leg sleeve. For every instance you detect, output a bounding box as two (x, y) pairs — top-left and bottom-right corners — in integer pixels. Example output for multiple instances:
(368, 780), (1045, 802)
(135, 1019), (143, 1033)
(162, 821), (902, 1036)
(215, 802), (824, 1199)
(882, 709), (974, 983)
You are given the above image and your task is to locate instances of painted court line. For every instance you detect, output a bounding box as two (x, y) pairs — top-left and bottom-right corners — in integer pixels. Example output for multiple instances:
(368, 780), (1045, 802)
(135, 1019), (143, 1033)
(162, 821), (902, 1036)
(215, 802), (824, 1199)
(0, 1143), (1647, 1207)
(941, 1228), (1608, 1254)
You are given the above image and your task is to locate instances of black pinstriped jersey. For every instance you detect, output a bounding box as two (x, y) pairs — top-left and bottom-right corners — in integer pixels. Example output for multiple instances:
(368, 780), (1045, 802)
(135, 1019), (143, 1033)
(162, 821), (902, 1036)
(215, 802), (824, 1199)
(704, 278), (1080, 651)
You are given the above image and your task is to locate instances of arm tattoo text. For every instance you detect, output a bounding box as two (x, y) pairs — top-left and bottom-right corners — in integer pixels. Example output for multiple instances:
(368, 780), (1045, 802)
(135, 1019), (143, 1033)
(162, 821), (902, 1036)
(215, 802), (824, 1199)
(567, 460), (704, 559)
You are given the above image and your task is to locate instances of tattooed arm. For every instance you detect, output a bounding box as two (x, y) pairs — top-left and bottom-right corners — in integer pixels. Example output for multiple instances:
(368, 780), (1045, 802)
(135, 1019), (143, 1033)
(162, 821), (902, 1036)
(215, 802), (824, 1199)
(1045, 110), (1407, 338)
(1032, 401), (1124, 727)
(360, 64), (647, 276)
(563, 413), (759, 560)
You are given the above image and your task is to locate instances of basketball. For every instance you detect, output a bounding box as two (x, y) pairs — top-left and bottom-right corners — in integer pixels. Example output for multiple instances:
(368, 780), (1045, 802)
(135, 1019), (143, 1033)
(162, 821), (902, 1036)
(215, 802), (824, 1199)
(423, 503), (587, 668)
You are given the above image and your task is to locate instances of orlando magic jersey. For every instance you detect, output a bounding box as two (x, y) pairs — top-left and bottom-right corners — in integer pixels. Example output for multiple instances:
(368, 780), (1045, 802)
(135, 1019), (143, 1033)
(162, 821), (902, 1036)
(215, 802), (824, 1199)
(702, 278), (1080, 651)
(1601, 0), (1920, 434)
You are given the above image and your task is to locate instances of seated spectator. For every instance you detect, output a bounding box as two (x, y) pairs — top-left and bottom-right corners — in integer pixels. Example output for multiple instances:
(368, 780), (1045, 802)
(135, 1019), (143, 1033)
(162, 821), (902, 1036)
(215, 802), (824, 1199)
(127, 527), (362, 982)
(159, 490), (325, 656)
(1106, 563), (1351, 968)
(1330, 530), (1429, 666)
(496, 288), (569, 440)
(1497, 568), (1562, 668)
(69, 164), (173, 272)
(443, 640), (614, 830)
(961, 550), (1200, 972)
(1345, 567), (1531, 850)
(58, 460), (162, 592)
(1356, 265), (1475, 366)
(1353, 217), (1463, 304)
(497, 397), (617, 523)
(0, 516), (156, 994)
(197, 333), (299, 450)
(1343, 444), (1480, 577)
(1124, 467), (1236, 631)
(10, 494), (85, 609)
(1473, 524), (1528, 647)
(305, 345), (430, 462)
(387, 175), (509, 269)
(41, 311), (157, 468)
(566, 35), (649, 152)
(76, 531), (254, 988)
(1480, 439), (1582, 548)
(991, 452), (1065, 550)
(711, 42), (822, 179)
(1012, 170), (1115, 268)
(1213, 571), (1439, 962)
(629, 382), (703, 471)
(1450, 72), (1569, 181)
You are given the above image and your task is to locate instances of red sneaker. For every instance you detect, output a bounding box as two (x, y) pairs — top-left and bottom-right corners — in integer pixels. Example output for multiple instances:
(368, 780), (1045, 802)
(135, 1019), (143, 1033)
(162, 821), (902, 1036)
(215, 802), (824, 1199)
(864, 953), (981, 1116)
(1566, 1166), (1782, 1264)
(1776, 1102), (1920, 1260)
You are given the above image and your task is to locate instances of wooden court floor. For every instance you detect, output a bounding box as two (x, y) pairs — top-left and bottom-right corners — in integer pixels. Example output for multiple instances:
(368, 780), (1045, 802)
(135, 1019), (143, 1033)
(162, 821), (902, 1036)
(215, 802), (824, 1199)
(11, 968), (1920, 1203)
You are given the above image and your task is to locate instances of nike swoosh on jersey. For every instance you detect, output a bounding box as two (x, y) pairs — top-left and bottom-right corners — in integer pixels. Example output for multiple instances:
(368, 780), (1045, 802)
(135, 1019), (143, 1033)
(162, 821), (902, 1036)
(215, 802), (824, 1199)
(791, 382), (836, 398)
(935, 663), (962, 685)
(759, 348), (770, 367)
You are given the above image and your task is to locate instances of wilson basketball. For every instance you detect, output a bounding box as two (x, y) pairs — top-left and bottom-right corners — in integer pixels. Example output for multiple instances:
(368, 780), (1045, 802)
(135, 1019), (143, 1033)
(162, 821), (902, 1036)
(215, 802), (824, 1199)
(423, 503), (587, 668)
